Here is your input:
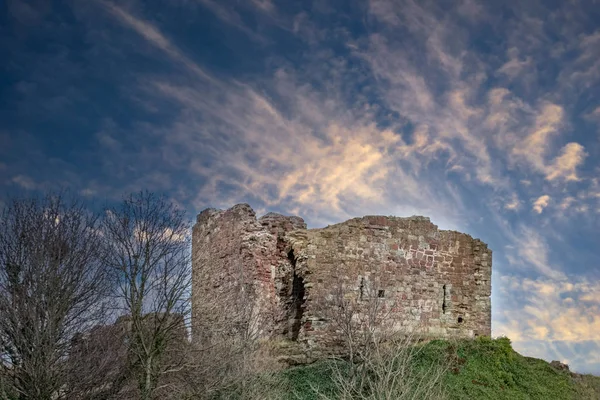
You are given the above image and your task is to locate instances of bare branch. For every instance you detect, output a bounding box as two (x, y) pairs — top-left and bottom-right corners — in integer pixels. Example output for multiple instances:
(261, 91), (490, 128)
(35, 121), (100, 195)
(100, 191), (191, 400)
(0, 193), (109, 400)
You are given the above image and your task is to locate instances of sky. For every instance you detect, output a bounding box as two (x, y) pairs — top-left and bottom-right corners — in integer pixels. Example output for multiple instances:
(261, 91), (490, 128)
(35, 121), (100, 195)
(1, 0), (600, 374)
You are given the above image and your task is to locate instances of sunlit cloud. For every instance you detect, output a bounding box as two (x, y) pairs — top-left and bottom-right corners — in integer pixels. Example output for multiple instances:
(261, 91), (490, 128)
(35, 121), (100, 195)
(151, 74), (461, 226)
(496, 275), (600, 372)
(533, 195), (551, 214)
(559, 196), (576, 211)
(546, 142), (588, 182)
(504, 193), (521, 211)
(512, 103), (564, 173)
(511, 226), (566, 280)
(498, 275), (600, 342)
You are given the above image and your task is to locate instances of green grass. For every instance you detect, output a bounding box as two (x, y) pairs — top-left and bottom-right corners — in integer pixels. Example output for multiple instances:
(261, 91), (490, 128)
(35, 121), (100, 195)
(275, 337), (600, 400)
(432, 336), (577, 399)
(281, 360), (342, 399)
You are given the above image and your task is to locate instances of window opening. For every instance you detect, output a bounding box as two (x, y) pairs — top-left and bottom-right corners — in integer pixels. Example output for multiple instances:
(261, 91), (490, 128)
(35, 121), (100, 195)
(359, 277), (365, 301)
(442, 284), (447, 314)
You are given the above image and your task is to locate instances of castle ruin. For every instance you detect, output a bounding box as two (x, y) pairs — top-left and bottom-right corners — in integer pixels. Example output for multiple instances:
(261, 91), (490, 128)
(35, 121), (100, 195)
(192, 204), (491, 359)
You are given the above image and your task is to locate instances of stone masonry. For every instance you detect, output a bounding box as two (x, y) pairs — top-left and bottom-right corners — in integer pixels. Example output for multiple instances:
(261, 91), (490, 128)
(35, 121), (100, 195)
(192, 204), (492, 358)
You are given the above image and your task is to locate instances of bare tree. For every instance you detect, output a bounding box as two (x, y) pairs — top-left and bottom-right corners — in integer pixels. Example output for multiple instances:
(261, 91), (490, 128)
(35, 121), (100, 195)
(100, 191), (191, 400)
(313, 276), (448, 400)
(317, 276), (396, 363)
(0, 194), (109, 400)
(65, 322), (130, 400)
(173, 266), (285, 399)
(320, 334), (448, 400)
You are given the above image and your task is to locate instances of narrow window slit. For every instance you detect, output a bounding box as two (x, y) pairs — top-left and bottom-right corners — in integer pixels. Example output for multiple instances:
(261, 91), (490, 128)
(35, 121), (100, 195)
(359, 277), (365, 301)
(442, 284), (448, 314)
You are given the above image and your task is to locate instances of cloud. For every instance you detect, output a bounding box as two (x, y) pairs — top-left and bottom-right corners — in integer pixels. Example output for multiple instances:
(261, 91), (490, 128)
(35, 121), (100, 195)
(499, 278), (600, 338)
(195, 0), (261, 39)
(532, 195), (551, 214)
(504, 193), (521, 211)
(195, 0), (284, 41)
(101, 2), (215, 82)
(559, 30), (600, 91)
(364, 1), (591, 192)
(363, 7), (498, 186)
(95, 0), (597, 230)
(496, 275), (600, 373)
(512, 103), (564, 172)
(151, 73), (464, 227)
(590, 106), (600, 121)
(92, 2), (482, 229)
(545, 142), (587, 182)
(250, 0), (275, 12)
(90, 0), (600, 243)
(10, 174), (37, 190)
(559, 196), (576, 211)
(497, 47), (532, 80)
(505, 225), (566, 280)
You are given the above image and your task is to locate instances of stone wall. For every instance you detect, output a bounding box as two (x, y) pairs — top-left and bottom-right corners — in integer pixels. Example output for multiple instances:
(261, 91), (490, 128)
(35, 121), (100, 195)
(192, 204), (492, 358)
(192, 204), (306, 342)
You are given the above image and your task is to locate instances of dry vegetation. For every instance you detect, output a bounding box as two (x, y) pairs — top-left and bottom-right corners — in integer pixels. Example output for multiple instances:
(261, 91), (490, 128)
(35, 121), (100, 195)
(310, 276), (447, 400)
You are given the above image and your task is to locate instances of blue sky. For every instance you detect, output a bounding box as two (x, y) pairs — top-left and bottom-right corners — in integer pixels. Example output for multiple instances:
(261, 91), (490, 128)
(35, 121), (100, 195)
(1, 0), (599, 373)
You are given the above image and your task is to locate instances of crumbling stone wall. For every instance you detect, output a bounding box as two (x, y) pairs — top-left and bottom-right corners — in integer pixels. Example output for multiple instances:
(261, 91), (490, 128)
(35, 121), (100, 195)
(192, 204), (307, 342)
(192, 204), (491, 356)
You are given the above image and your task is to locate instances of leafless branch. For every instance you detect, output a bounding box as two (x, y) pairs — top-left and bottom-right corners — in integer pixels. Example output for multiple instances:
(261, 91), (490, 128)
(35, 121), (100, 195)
(0, 193), (109, 400)
(100, 191), (191, 400)
(312, 273), (448, 400)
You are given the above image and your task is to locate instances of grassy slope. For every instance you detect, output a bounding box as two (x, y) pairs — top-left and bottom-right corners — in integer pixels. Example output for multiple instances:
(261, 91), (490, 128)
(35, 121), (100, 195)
(281, 337), (600, 400)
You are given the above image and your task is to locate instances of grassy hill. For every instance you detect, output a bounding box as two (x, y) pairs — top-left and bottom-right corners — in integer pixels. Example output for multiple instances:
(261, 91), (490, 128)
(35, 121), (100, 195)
(229, 337), (600, 400)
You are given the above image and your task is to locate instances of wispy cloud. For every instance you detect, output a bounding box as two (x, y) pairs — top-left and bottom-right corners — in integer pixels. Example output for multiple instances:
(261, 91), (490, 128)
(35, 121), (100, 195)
(91, 0), (600, 233)
(150, 72), (463, 227)
(505, 225), (566, 280)
(195, 0), (264, 40)
(512, 103), (564, 172)
(497, 47), (533, 80)
(363, 20), (496, 185)
(92, 1), (483, 229)
(101, 2), (215, 82)
(10, 174), (37, 190)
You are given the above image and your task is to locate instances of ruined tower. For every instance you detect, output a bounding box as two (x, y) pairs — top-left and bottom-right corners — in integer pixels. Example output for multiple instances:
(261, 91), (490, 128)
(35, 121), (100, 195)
(192, 204), (492, 359)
